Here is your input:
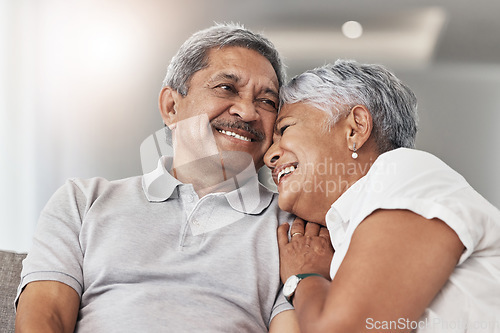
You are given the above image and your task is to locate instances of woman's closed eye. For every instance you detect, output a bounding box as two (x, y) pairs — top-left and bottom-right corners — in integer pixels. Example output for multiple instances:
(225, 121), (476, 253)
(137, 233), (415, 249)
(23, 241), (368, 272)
(279, 124), (291, 135)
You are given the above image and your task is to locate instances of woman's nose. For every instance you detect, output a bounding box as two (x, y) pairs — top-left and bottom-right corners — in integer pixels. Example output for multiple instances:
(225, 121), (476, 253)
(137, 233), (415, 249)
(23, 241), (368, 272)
(264, 143), (281, 168)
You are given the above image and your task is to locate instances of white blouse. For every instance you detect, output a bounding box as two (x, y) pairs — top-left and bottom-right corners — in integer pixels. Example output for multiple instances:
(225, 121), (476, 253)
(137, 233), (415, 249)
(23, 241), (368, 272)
(326, 148), (500, 332)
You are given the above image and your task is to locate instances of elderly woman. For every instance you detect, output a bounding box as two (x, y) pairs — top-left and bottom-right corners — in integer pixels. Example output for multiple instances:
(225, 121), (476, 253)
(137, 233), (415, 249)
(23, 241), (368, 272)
(265, 60), (500, 333)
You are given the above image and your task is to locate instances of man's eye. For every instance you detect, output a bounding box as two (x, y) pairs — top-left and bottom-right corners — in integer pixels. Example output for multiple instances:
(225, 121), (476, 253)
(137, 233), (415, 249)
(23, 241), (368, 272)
(216, 84), (235, 92)
(258, 99), (278, 112)
(262, 99), (277, 108)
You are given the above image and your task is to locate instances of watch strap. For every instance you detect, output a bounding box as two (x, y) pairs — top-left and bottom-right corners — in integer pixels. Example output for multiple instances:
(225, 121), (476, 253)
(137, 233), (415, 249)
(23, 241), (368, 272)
(285, 273), (323, 305)
(296, 273), (323, 280)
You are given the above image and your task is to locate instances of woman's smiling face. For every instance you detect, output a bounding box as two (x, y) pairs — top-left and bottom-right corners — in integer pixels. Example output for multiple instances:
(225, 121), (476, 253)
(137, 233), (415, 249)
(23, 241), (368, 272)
(264, 102), (353, 224)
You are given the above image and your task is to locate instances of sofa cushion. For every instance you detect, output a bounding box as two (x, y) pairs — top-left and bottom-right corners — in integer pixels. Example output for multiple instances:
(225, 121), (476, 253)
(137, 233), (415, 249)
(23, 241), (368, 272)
(0, 250), (27, 333)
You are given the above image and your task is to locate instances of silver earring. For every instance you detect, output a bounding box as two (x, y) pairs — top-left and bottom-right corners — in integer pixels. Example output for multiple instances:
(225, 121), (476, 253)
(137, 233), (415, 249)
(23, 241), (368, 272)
(352, 143), (358, 159)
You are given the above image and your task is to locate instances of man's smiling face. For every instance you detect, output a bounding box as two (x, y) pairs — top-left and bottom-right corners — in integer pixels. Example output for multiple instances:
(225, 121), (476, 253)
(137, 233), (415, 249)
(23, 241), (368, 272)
(161, 46), (280, 169)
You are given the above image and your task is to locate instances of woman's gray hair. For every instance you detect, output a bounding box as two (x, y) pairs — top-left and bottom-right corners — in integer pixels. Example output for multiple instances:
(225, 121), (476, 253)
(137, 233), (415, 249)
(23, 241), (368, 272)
(163, 23), (286, 96)
(280, 59), (418, 153)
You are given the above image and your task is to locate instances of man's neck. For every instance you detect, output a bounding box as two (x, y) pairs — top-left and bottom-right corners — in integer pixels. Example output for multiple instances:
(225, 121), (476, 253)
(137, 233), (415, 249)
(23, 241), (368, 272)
(172, 152), (256, 197)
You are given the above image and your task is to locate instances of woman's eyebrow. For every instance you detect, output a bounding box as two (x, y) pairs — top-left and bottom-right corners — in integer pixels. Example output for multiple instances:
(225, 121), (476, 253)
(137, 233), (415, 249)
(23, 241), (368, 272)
(276, 115), (290, 124)
(274, 115), (289, 133)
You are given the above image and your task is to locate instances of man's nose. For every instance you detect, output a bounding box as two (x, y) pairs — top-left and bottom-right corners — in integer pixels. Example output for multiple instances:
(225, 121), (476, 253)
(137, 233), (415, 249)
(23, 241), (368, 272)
(228, 98), (259, 122)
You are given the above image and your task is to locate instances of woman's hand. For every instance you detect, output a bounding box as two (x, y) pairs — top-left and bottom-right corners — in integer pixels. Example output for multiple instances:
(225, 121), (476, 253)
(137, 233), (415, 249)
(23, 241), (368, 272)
(277, 217), (334, 283)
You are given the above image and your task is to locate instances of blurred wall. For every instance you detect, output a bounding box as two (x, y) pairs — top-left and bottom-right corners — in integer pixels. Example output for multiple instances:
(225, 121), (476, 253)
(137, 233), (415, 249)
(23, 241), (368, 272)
(0, 0), (202, 252)
(402, 64), (500, 208)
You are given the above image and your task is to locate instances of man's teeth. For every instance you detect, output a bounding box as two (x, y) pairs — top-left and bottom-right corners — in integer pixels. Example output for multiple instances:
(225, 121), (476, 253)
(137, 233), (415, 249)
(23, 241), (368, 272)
(277, 165), (296, 184)
(218, 129), (251, 142)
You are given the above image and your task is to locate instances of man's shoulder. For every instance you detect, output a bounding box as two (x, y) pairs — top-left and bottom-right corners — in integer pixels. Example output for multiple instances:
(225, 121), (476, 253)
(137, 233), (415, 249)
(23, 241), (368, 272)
(65, 175), (144, 199)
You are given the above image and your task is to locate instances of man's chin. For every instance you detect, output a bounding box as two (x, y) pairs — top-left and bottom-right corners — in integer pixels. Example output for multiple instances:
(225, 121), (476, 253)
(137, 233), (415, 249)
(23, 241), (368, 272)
(219, 150), (256, 176)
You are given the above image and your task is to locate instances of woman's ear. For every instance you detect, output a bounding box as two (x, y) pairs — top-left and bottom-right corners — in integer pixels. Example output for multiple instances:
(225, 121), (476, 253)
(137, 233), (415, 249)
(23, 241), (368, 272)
(345, 105), (373, 150)
(158, 86), (181, 129)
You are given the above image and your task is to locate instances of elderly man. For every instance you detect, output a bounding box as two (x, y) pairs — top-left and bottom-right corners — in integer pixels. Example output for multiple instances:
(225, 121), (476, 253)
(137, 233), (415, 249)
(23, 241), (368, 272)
(15, 23), (301, 332)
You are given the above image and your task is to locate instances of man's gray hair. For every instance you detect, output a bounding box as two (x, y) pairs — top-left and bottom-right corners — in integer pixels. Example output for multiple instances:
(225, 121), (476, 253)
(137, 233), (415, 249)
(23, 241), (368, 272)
(163, 23), (286, 95)
(280, 59), (418, 153)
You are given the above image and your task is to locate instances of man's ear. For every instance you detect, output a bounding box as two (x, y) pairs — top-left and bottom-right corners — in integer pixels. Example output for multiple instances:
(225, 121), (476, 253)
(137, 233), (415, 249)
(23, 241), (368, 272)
(159, 86), (181, 128)
(345, 105), (373, 150)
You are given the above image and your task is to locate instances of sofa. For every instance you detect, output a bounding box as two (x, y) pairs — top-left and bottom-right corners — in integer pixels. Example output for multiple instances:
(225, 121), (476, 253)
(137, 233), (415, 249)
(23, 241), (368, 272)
(0, 250), (26, 333)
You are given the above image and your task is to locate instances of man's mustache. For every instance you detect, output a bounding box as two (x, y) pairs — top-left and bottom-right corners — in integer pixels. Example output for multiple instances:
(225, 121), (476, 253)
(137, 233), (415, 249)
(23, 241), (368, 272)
(211, 119), (265, 142)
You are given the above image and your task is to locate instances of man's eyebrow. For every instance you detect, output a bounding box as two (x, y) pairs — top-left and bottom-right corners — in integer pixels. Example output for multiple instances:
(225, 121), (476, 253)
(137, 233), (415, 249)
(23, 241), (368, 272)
(209, 72), (240, 83)
(210, 72), (278, 95)
(262, 88), (279, 101)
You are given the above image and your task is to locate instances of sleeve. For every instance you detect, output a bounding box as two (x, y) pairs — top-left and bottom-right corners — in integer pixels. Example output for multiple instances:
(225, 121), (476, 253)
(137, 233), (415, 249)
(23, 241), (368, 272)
(269, 287), (294, 324)
(269, 198), (295, 324)
(15, 179), (89, 304)
(350, 150), (484, 266)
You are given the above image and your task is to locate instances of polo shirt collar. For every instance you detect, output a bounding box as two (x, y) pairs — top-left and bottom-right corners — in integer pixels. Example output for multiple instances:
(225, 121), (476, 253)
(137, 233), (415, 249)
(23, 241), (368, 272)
(142, 156), (181, 202)
(142, 156), (273, 214)
(222, 162), (273, 215)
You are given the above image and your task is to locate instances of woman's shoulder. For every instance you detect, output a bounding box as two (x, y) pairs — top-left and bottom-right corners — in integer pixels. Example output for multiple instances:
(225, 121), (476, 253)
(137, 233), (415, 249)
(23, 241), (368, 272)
(369, 148), (468, 189)
(375, 148), (455, 173)
(333, 148), (473, 221)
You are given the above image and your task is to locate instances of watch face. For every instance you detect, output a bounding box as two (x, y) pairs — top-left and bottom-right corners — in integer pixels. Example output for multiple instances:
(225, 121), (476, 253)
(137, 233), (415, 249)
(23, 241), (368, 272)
(283, 275), (300, 297)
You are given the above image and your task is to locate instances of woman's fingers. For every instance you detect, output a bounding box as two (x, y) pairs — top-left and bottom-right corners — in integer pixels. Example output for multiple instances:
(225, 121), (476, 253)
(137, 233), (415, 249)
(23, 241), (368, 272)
(304, 221), (321, 237)
(290, 217), (306, 239)
(277, 218), (335, 282)
(277, 223), (291, 247)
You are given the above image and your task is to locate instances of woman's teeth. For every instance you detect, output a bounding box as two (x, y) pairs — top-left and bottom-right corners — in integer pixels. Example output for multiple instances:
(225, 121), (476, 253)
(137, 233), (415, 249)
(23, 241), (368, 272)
(218, 129), (251, 142)
(277, 165), (296, 184)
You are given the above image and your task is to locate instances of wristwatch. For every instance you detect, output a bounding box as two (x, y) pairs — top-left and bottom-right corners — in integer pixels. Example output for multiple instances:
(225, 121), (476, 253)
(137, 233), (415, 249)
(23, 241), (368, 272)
(283, 273), (323, 305)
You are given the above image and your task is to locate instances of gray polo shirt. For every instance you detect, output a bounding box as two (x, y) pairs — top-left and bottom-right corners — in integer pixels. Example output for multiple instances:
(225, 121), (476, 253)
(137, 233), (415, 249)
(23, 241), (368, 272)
(17, 157), (293, 332)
